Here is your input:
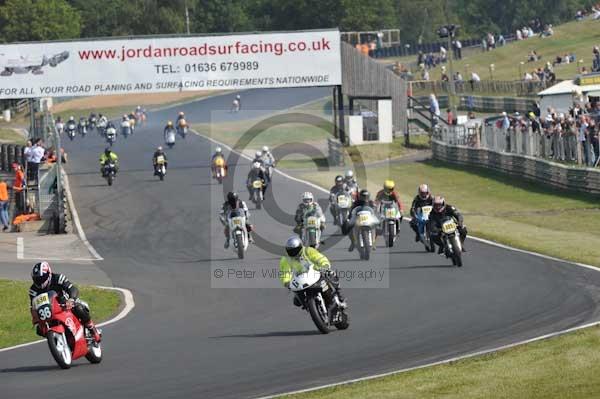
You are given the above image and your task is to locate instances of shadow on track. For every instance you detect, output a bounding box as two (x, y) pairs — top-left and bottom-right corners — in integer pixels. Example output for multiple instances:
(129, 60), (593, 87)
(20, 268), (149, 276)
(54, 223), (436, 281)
(1, 364), (80, 373)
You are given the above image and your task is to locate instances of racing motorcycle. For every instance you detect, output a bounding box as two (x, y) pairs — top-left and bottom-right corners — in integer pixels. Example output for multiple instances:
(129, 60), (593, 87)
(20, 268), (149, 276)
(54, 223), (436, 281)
(333, 192), (352, 227)
(379, 200), (401, 248)
(416, 205), (434, 252)
(66, 121), (77, 141)
(353, 207), (378, 260)
(165, 128), (176, 149)
(105, 126), (116, 146)
(30, 290), (102, 369)
(121, 120), (131, 138)
(97, 119), (107, 135)
(289, 264), (349, 334)
(439, 216), (463, 267)
(128, 114), (136, 134)
(135, 110), (146, 126)
(177, 118), (188, 138)
(302, 208), (322, 248)
(250, 179), (264, 209)
(102, 162), (117, 186)
(228, 209), (250, 259)
(78, 118), (87, 137)
(88, 116), (97, 130)
(155, 154), (166, 181)
(213, 156), (227, 184)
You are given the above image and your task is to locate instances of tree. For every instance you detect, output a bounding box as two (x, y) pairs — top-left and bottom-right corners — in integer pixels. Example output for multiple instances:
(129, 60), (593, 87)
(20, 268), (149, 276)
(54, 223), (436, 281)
(0, 0), (81, 42)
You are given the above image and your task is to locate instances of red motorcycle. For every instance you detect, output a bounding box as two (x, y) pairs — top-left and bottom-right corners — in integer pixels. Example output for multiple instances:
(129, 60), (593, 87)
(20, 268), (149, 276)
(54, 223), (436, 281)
(31, 290), (102, 369)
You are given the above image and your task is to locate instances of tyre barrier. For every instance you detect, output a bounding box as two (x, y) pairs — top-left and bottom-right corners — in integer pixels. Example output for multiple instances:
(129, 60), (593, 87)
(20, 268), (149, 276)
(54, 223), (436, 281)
(0, 144), (7, 171)
(14, 145), (23, 166)
(6, 144), (15, 168)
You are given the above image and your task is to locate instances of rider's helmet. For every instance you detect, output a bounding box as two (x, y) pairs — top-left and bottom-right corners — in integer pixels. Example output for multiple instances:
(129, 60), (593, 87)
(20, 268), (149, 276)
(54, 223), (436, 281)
(215, 147), (222, 154)
(98, 114), (103, 118)
(136, 105), (141, 111)
(31, 261), (52, 289)
(69, 116), (75, 122)
(384, 179), (395, 193)
(418, 184), (430, 200)
(358, 189), (370, 202)
(345, 170), (354, 180)
(122, 115), (128, 121)
(178, 112), (184, 117)
(227, 192), (238, 207)
(255, 150), (262, 159)
(335, 175), (344, 187)
(104, 147), (111, 156)
(167, 121), (173, 127)
(156, 146), (163, 152)
(433, 196), (446, 213)
(252, 161), (261, 170)
(262, 146), (269, 153)
(302, 191), (314, 205)
(285, 235), (303, 258)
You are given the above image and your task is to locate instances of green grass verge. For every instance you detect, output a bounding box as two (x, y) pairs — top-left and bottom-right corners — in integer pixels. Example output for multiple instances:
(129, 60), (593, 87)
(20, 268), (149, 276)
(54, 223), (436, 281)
(0, 128), (26, 145)
(0, 279), (121, 348)
(383, 18), (599, 83)
(284, 326), (600, 399)
(301, 159), (600, 266)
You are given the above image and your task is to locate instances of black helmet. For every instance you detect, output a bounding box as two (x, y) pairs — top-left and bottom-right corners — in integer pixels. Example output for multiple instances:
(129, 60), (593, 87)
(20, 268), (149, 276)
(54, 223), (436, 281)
(285, 236), (303, 257)
(335, 175), (343, 185)
(104, 147), (111, 156)
(31, 261), (52, 289)
(433, 196), (446, 213)
(227, 192), (238, 207)
(359, 189), (370, 202)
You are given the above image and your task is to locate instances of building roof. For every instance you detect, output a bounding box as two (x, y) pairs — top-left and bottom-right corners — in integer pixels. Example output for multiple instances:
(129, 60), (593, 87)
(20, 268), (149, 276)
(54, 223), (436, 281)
(538, 79), (600, 96)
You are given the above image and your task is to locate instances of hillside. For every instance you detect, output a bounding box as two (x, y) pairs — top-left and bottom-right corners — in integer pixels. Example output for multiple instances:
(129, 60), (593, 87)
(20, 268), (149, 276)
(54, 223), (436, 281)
(388, 18), (600, 82)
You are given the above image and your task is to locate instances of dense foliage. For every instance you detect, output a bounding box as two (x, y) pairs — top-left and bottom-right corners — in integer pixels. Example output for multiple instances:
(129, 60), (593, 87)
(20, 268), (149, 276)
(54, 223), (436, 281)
(0, 0), (595, 43)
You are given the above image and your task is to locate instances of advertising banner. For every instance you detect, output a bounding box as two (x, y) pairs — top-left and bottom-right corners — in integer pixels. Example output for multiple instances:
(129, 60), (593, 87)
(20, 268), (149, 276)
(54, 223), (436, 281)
(0, 30), (341, 99)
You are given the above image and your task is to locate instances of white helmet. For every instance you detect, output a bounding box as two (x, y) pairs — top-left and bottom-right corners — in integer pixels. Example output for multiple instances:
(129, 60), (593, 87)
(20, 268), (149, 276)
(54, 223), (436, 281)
(69, 116), (75, 121)
(345, 170), (354, 179)
(215, 147), (222, 154)
(302, 191), (314, 204)
(255, 151), (262, 158)
(262, 146), (269, 153)
(252, 161), (261, 169)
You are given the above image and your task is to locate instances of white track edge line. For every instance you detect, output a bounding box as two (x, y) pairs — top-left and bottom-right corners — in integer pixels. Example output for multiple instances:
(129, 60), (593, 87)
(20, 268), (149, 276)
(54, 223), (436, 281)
(0, 286), (134, 353)
(254, 319), (600, 399)
(61, 171), (104, 261)
(192, 128), (600, 399)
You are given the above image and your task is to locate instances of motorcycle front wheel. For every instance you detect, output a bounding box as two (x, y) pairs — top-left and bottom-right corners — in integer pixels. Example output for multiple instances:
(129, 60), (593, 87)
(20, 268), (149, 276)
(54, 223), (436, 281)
(450, 236), (463, 267)
(307, 293), (330, 334)
(107, 174), (113, 186)
(386, 222), (395, 248)
(359, 229), (371, 261)
(236, 233), (245, 259)
(47, 331), (72, 369)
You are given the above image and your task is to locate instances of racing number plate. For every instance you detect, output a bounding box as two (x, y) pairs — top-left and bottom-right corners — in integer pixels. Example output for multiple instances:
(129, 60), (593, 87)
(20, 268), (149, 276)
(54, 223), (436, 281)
(421, 206), (432, 216)
(33, 293), (49, 308)
(307, 217), (318, 226)
(337, 196), (349, 207)
(252, 180), (262, 188)
(359, 214), (370, 224)
(442, 221), (457, 233)
(156, 155), (165, 164)
(232, 217), (243, 226)
(385, 208), (396, 218)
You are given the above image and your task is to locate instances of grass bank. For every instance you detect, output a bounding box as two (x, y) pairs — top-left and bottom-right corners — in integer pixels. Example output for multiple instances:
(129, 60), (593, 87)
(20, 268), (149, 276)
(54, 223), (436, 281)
(0, 128), (26, 145)
(0, 280), (121, 348)
(382, 18), (600, 82)
(302, 159), (600, 266)
(284, 326), (600, 399)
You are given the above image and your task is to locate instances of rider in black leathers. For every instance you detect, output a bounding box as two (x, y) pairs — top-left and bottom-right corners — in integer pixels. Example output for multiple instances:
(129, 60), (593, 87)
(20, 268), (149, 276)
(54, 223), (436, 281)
(409, 183), (434, 241)
(428, 196), (467, 253)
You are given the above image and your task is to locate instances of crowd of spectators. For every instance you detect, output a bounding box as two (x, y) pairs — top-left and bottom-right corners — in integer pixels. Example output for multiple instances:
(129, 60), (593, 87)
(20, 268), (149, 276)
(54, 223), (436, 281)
(498, 101), (600, 166)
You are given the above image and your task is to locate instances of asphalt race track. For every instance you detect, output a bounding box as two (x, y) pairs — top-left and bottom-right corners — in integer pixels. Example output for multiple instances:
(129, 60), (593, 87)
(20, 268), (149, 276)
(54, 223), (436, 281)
(2, 87), (600, 398)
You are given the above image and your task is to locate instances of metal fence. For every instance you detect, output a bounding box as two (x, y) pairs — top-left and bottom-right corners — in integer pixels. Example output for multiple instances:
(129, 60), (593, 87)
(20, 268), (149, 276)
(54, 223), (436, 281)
(410, 79), (554, 97)
(436, 122), (598, 168)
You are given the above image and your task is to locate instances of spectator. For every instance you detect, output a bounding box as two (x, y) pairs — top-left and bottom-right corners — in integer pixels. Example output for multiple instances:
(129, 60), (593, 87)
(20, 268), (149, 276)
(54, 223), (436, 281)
(11, 163), (25, 215)
(29, 139), (45, 184)
(516, 29), (523, 41)
(576, 10), (584, 21)
(498, 34), (506, 46)
(23, 140), (33, 182)
(579, 115), (592, 165)
(523, 72), (533, 81)
(429, 94), (441, 118)
(452, 39), (462, 59)
(0, 176), (9, 231)
(447, 109), (455, 125)
(440, 46), (447, 62)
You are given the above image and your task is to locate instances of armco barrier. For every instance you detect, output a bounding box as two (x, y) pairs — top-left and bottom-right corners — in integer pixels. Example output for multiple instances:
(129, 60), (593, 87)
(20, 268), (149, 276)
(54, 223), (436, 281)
(432, 140), (600, 195)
